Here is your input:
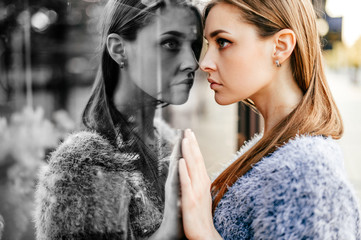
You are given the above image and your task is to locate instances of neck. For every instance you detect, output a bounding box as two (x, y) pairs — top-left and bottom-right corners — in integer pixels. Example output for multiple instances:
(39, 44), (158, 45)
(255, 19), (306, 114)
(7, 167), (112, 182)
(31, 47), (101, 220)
(114, 71), (157, 140)
(251, 63), (303, 134)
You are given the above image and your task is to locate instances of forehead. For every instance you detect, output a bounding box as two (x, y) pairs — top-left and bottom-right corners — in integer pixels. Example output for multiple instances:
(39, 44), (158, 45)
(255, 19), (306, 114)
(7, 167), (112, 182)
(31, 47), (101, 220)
(160, 7), (196, 26)
(148, 6), (199, 37)
(204, 3), (242, 37)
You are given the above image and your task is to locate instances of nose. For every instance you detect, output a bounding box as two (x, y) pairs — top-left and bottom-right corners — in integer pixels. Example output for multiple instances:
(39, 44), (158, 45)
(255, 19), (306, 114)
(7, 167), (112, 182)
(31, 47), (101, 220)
(179, 45), (199, 72)
(199, 48), (216, 73)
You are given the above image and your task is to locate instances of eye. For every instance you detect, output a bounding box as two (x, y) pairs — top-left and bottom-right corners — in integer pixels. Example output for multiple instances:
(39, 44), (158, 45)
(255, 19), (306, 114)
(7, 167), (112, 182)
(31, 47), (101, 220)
(161, 38), (181, 51)
(216, 38), (231, 49)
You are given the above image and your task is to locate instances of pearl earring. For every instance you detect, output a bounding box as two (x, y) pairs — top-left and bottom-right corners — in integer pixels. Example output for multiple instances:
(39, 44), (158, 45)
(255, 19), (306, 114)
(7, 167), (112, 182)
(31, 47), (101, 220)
(275, 60), (281, 67)
(120, 61), (125, 68)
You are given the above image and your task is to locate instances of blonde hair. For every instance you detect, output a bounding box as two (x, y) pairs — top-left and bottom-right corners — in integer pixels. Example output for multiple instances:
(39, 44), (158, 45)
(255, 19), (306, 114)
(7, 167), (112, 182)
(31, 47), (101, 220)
(207, 0), (343, 213)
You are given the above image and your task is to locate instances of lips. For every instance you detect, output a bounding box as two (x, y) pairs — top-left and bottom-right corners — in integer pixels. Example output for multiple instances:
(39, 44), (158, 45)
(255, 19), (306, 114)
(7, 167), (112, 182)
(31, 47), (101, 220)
(172, 76), (194, 86)
(207, 78), (222, 90)
(173, 79), (193, 86)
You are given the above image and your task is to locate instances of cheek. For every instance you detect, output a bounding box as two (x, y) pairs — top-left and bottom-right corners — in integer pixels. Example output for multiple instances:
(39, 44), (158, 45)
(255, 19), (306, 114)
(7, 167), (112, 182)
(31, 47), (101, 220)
(128, 46), (160, 95)
(161, 52), (179, 78)
(220, 44), (271, 100)
(159, 53), (184, 97)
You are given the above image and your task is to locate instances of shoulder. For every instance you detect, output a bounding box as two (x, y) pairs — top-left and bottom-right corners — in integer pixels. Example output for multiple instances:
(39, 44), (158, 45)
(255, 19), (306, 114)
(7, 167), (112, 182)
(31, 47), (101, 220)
(51, 130), (114, 161)
(37, 129), (132, 194)
(35, 130), (133, 239)
(275, 134), (342, 165)
(48, 130), (137, 169)
(252, 135), (350, 203)
(254, 135), (344, 177)
(248, 135), (361, 239)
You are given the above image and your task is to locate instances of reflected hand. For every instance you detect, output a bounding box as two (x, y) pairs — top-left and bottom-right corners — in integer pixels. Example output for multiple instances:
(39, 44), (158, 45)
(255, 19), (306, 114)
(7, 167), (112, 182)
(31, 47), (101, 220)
(149, 130), (185, 240)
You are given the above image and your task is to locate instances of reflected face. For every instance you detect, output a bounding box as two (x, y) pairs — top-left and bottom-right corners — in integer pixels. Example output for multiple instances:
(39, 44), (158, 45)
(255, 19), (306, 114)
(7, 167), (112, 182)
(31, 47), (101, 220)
(125, 6), (201, 105)
(200, 3), (274, 105)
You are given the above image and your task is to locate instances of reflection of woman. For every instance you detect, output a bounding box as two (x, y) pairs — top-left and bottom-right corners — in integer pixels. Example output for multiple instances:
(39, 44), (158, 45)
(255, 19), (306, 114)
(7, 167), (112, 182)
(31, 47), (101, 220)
(34, 0), (202, 239)
(179, 0), (361, 239)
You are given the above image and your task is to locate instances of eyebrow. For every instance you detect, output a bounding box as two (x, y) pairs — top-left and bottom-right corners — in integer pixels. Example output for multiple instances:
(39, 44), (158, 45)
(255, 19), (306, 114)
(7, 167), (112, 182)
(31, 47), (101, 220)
(205, 29), (230, 39)
(161, 31), (186, 38)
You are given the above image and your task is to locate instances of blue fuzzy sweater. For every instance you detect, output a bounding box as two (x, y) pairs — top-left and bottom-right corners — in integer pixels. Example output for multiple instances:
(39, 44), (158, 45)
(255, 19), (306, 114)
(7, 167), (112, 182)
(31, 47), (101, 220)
(213, 135), (361, 239)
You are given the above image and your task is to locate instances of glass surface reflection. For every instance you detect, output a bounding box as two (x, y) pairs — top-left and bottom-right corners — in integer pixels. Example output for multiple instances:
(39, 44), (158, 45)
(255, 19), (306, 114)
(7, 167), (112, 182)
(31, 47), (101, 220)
(34, 0), (202, 239)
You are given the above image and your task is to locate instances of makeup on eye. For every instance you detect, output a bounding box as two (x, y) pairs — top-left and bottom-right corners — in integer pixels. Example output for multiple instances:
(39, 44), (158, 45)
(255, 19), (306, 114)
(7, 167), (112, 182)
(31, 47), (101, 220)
(204, 29), (233, 50)
(160, 31), (184, 51)
(160, 37), (181, 51)
(216, 38), (232, 49)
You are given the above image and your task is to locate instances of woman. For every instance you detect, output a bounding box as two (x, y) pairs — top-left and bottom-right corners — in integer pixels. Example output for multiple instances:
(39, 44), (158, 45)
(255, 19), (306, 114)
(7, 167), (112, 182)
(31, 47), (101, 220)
(179, 0), (361, 239)
(34, 0), (202, 239)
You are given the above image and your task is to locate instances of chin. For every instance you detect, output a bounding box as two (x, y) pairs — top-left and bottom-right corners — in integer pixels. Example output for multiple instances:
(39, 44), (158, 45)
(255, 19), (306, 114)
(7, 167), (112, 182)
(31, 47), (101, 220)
(166, 93), (190, 105)
(214, 94), (235, 106)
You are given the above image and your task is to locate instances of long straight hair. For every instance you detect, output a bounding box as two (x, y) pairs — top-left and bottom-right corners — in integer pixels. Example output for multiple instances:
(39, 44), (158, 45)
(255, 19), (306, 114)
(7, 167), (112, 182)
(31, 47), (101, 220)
(208, 0), (343, 213)
(82, 0), (203, 204)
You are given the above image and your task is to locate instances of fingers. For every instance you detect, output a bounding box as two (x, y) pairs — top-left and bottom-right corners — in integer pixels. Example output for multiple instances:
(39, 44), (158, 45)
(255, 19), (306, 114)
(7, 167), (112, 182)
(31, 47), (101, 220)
(182, 129), (209, 183)
(164, 158), (180, 225)
(179, 158), (192, 207)
(170, 129), (183, 160)
(165, 130), (184, 204)
(185, 129), (201, 155)
(179, 157), (216, 240)
(166, 129), (183, 192)
(183, 129), (203, 163)
(184, 130), (206, 172)
(166, 156), (179, 193)
(181, 138), (196, 182)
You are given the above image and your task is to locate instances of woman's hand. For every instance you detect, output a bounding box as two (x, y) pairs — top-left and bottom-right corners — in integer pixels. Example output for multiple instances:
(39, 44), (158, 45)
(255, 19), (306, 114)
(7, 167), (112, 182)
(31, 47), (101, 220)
(149, 130), (185, 240)
(179, 129), (222, 240)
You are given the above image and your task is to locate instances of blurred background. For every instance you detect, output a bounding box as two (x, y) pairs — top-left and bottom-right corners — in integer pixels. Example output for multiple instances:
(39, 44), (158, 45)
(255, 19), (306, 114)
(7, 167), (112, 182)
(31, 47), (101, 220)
(0, 0), (360, 239)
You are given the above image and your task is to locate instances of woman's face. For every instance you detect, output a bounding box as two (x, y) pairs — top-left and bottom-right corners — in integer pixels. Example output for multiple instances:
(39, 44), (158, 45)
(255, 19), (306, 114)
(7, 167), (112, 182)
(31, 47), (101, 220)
(200, 3), (275, 105)
(125, 6), (200, 105)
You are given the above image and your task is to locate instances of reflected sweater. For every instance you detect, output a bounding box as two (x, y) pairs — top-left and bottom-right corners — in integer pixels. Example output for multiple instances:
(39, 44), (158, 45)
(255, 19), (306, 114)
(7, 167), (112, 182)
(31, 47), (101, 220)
(213, 135), (361, 240)
(34, 119), (176, 240)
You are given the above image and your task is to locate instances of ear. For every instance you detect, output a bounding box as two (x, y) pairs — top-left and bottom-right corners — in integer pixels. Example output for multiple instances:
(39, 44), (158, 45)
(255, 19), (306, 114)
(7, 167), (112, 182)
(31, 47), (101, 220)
(272, 29), (296, 66)
(106, 33), (126, 64)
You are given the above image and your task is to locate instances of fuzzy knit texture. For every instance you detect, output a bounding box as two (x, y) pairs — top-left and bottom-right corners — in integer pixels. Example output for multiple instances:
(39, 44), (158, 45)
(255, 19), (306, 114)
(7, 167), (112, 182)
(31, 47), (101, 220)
(34, 119), (176, 240)
(213, 134), (361, 240)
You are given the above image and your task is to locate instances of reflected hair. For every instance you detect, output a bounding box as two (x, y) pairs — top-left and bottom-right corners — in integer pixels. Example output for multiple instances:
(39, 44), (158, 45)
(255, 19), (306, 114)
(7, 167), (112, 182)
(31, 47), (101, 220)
(82, 0), (202, 203)
(207, 0), (343, 213)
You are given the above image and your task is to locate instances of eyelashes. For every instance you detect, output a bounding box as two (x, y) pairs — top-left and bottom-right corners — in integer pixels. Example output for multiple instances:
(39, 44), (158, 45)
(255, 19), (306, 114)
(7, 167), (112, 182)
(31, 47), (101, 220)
(216, 38), (232, 49)
(203, 37), (232, 50)
(160, 38), (200, 59)
(161, 38), (181, 51)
